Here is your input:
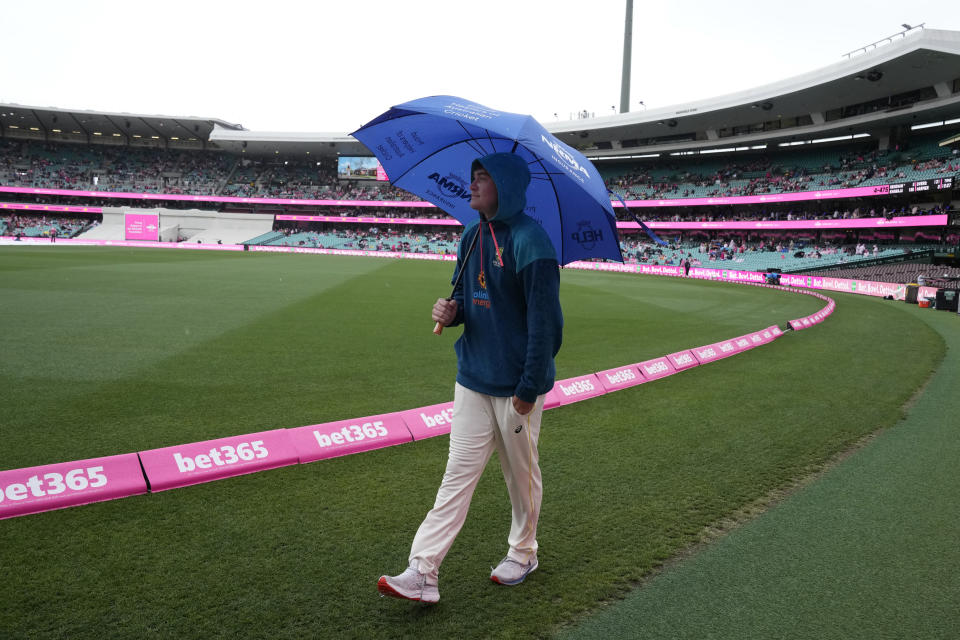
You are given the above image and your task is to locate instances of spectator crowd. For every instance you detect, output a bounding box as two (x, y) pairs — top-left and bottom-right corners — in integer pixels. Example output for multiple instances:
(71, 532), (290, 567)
(3, 137), (956, 212)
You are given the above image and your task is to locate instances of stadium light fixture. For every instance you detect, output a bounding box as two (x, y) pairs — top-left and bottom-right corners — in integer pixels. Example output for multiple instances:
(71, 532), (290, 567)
(587, 153), (660, 161)
(913, 118), (960, 130)
(812, 134), (856, 144)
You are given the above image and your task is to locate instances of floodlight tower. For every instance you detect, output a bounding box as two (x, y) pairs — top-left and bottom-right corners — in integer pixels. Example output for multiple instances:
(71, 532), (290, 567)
(619, 0), (633, 113)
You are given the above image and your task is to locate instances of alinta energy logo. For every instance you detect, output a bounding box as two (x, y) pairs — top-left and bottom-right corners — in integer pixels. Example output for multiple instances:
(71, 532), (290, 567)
(473, 271), (491, 309)
(571, 220), (601, 251)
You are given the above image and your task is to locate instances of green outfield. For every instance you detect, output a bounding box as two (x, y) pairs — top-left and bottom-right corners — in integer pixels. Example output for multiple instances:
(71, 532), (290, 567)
(0, 247), (944, 639)
(560, 302), (960, 639)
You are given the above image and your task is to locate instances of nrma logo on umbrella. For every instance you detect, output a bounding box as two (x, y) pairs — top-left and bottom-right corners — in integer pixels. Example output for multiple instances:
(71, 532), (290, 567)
(426, 172), (471, 202)
(540, 135), (591, 182)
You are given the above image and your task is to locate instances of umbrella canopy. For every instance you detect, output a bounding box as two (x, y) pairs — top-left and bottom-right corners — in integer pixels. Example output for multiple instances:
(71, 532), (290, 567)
(352, 96), (623, 265)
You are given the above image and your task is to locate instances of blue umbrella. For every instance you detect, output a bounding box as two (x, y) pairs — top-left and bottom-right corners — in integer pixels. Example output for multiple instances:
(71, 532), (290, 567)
(351, 95), (623, 265)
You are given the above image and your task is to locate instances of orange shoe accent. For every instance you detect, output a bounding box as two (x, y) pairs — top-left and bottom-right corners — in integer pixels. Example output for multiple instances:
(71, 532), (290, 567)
(377, 576), (419, 601)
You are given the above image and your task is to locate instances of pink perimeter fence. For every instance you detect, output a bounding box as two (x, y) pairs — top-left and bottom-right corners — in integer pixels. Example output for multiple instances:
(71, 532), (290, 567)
(0, 270), (833, 520)
(275, 213), (948, 230)
(1, 201), (103, 214)
(0, 182), (936, 210)
(2, 196), (945, 232)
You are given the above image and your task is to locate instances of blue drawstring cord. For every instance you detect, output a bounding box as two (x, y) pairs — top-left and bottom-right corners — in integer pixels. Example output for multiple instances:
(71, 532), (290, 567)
(609, 190), (669, 247)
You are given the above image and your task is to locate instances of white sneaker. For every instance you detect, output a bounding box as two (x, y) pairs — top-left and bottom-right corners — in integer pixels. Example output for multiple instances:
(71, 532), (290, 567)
(490, 555), (538, 585)
(377, 566), (439, 603)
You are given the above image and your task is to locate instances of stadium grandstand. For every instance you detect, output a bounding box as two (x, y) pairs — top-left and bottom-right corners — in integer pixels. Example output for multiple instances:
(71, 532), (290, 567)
(2, 27), (958, 280)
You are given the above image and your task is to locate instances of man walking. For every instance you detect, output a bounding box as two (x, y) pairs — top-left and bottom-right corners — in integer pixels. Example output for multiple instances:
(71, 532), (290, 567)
(378, 152), (563, 603)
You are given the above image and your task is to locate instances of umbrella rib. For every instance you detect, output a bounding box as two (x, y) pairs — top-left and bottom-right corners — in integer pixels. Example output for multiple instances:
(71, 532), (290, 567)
(386, 134), (514, 184)
(480, 126), (500, 157)
(457, 122), (494, 157)
(526, 152), (565, 263)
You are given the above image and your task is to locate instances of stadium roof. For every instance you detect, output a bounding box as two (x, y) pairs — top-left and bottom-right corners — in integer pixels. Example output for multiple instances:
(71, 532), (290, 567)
(206, 128), (371, 157)
(204, 27), (960, 159)
(554, 27), (960, 159)
(3, 28), (959, 160)
(0, 104), (243, 147)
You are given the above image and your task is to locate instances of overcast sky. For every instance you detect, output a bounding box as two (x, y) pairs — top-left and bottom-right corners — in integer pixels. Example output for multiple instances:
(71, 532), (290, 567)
(2, 0), (957, 133)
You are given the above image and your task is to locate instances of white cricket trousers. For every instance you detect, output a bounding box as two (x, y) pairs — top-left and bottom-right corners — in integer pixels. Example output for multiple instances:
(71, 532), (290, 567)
(408, 383), (544, 579)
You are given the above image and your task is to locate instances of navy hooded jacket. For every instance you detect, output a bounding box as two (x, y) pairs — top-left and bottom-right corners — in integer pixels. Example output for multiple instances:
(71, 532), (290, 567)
(448, 152), (563, 402)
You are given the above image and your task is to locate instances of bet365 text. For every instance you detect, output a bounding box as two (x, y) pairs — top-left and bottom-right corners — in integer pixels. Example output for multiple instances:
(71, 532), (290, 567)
(1, 467), (107, 501)
(174, 441), (268, 473)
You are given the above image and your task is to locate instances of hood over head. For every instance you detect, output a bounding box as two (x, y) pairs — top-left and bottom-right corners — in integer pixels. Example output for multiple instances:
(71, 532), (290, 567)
(471, 152), (530, 222)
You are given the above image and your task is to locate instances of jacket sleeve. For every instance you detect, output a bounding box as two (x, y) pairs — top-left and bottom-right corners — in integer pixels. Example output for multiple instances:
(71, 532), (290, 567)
(514, 258), (563, 402)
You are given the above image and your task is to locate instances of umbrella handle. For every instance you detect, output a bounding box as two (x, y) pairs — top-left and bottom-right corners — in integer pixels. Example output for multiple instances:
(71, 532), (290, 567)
(433, 225), (482, 337)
